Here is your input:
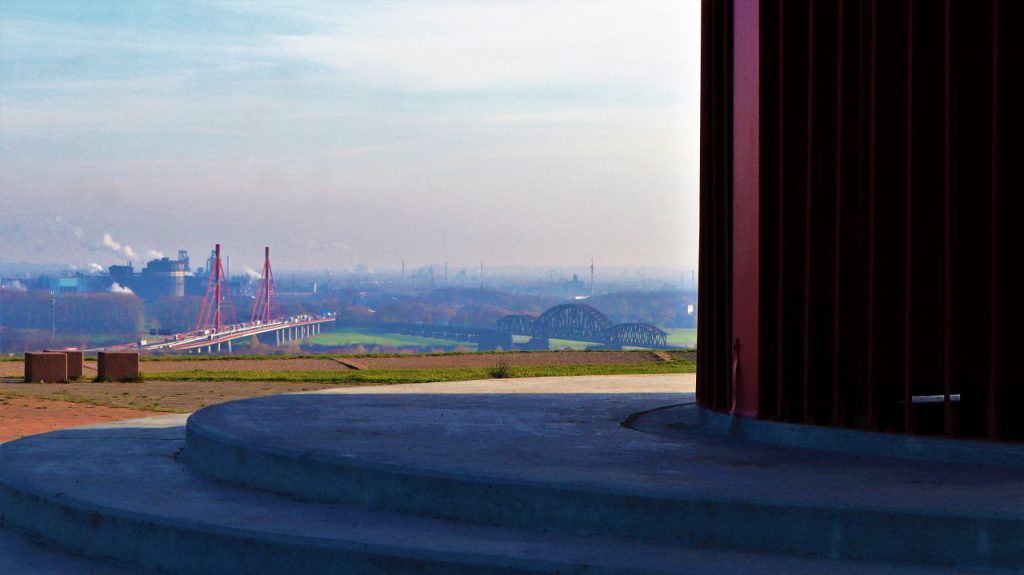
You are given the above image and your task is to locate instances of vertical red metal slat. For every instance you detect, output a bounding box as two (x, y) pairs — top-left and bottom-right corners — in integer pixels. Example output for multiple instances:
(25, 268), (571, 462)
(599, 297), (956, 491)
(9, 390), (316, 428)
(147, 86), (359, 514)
(904, 0), (915, 433)
(707, 0), (718, 410)
(854, 0), (869, 429)
(724, 1), (733, 411)
(866, 0), (879, 429)
(732, 0), (761, 417)
(803, 0), (816, 424)
(697, 0), (708, 406)
(716, 0), (724, 407)
(832, 0), (845, 427)
(943, 0), (954, 437)
(775, 0), (786, 421)
(987, 0), (999, 439)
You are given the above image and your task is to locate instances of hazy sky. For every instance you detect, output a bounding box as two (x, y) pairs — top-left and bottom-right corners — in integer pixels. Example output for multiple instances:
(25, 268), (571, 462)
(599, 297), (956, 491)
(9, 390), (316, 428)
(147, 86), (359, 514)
(0, 0), (700, 273)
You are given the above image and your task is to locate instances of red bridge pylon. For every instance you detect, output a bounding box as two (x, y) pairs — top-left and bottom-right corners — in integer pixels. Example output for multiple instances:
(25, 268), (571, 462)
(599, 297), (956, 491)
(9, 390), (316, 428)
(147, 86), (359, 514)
(196, 243), (236, 332)
(250, 246), (279, 323)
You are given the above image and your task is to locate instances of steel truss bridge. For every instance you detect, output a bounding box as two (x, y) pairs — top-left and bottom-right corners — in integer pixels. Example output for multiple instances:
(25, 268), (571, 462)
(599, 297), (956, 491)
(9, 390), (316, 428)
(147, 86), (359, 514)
(93, 244), (335, 354)
(497, 304), (668, 349)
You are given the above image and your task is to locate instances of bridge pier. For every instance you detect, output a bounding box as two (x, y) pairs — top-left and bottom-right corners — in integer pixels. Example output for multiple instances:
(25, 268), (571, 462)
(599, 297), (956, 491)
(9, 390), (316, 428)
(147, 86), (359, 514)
(227, 340), (232, 354)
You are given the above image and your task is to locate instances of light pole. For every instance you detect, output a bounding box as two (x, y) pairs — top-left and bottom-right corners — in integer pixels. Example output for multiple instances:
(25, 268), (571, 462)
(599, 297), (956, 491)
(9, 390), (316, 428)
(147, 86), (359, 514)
(50, 291), (56, 340)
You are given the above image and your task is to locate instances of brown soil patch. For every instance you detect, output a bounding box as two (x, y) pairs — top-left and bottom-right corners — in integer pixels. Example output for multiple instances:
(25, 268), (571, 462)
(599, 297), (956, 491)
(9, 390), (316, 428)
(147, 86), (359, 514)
(352, 351), (665, 369)
(1, 352), (675, 379)
(0, 380), (362, 415)
(0, 397), (155, 443)
(138, 358), (353, 373)
(0, 362), (25, 378)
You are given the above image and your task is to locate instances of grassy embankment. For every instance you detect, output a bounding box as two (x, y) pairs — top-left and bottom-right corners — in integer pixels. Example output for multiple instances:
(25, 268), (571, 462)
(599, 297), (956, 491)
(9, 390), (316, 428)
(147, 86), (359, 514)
(0, 359), (695, 413)
(664, 328), (697, 348)
(147, 360), (695, 383)
(311, 327), (698, 351)
(308, 328), (469, 349)
(514, 329), (697, 350)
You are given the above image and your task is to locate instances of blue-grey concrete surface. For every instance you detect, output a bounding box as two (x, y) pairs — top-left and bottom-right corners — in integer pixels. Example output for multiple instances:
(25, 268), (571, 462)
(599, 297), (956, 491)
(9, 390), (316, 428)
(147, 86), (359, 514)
(1, 424), (969, 575)
(1, 391), (1022, 574)
(0, 519), (132, 574)
(679, 404), (1024, 468)
(182, 393), (1024, 570)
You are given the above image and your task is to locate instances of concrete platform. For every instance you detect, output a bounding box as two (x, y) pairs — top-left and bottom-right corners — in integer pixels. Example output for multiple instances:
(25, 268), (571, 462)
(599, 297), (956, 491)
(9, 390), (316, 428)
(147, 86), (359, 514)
(1, 375), (1021, 573)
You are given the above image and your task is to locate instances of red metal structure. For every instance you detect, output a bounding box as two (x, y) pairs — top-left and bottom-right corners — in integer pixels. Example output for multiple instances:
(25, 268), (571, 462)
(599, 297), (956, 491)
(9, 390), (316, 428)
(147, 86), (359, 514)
(195, 244), (236, 333)
(250, 246), (280, 323)
(699, 0), (1021, 440)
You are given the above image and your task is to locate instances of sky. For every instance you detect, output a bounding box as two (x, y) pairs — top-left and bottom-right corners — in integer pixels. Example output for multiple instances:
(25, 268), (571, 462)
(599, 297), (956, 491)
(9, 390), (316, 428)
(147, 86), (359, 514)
(0, 0), (700, 274)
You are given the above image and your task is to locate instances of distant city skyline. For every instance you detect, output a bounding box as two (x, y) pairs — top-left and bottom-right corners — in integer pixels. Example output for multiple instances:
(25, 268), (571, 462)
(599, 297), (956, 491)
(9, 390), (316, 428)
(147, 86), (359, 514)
(0, 1), (701, 273)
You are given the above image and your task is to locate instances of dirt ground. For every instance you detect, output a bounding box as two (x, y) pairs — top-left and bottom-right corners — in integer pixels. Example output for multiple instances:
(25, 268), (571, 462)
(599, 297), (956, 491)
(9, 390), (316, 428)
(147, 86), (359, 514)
(0, 379), (361, 414)
(0, 396), (157, 443)
(0, 351), (695, 442)
(0, 351), (692, 378)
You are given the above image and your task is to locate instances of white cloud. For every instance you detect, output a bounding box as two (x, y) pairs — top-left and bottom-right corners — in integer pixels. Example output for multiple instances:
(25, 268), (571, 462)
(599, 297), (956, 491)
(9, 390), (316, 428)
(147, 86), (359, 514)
(263, 1), (698, 93)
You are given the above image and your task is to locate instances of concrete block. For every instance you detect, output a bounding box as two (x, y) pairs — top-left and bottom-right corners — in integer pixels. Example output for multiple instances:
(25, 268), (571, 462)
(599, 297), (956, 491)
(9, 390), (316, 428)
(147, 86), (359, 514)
(45, 350), (84, 379)
(24, 352), (68, 383)
(97, 352), (139, 382)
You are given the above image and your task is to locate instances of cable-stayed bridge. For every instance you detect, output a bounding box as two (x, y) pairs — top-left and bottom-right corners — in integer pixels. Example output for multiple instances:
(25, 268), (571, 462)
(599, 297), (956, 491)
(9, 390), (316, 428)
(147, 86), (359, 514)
(92, 244), (335, 354)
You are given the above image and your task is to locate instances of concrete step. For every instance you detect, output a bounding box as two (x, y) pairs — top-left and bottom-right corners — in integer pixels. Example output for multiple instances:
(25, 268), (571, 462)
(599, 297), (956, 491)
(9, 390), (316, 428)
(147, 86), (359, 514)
(0, 425), (955, 575)
(0, 519), (133, 574)
(183, 392), (1024, 570)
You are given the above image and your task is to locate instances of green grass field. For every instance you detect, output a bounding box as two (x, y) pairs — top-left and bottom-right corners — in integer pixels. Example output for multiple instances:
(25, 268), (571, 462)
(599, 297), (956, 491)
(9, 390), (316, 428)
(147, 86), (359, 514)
(146, 360), (696, 384)
(511, 335), (597, 350)
(664, 328), (698, 348)
(309, 328), (475, 350)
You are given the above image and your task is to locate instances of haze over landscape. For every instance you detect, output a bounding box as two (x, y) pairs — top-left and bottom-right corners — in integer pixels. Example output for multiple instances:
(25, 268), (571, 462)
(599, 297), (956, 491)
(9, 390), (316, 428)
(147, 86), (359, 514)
(0, 0), (700, 273)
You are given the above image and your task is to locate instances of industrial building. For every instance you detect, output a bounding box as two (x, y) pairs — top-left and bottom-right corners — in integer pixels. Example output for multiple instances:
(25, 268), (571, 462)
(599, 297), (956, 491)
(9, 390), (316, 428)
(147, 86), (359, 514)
(106, 250), (195, 300)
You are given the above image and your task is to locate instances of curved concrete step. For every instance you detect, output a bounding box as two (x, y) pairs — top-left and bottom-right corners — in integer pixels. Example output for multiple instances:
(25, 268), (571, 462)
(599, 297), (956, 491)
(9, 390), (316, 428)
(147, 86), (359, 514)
(0, 426), (954, 575)
(183, 393), (1024, 570)
(0, 519), (132, 574)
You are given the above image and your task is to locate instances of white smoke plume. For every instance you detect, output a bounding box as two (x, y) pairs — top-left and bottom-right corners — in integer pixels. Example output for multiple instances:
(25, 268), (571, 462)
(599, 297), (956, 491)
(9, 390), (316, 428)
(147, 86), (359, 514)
(102, 233), (137, 261)
(243, 265), (262, 279)
(147, 250), (164, 260)
(89, 263), (105, 273)
(108, 282), (134, 294)
(3, 280), (28, 292)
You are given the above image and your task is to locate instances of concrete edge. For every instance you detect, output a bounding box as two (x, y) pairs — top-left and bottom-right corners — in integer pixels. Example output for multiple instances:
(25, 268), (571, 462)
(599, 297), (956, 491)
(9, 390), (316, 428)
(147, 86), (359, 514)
(692, 405), (1024, 470)
(0, 447), (659, 575)
(182, 407), (1022, 569)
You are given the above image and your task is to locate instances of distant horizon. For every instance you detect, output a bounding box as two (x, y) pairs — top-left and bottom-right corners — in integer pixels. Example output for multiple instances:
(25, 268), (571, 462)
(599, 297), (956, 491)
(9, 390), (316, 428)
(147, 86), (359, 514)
(0, 259), (697, 280)
(1, 1), (701, 271)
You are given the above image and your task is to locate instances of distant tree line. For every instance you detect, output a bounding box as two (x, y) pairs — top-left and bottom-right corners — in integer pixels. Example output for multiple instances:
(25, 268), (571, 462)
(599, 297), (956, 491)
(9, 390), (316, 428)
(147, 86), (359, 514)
(1, 289), (144, 334)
